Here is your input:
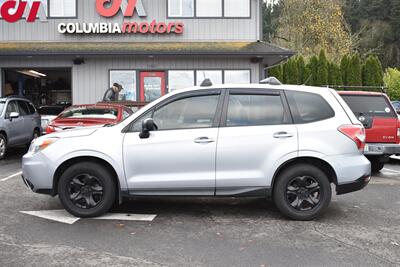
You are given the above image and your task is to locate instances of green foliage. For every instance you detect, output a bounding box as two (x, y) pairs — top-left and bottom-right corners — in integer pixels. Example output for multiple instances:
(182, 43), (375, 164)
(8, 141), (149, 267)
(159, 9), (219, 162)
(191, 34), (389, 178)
(347, 53), (362, 86)
(383, 68), (400, 100)
(268, 65), (283, 82)
(317, 50), (329, 86)
(306, 56), (319, 86)
(362, 55), (384, 88)
(328, 63), (343, 86)
(340, 55), (350, 86)
(296, 55), (307, 84)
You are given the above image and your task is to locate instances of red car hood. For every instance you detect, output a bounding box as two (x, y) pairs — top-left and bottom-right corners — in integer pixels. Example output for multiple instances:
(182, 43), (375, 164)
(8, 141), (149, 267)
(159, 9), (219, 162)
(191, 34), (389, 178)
(50, 118), (116, 130)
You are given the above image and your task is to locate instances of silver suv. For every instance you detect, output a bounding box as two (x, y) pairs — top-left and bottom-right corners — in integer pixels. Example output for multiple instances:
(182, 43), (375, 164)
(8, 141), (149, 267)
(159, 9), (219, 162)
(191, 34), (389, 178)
(0, 96), (41, 159)
(22, 83), (371, 220)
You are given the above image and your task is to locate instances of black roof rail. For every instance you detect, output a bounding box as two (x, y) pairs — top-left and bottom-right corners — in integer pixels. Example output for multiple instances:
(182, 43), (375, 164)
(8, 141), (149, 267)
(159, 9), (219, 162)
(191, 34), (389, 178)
(200, 78), (213, 87)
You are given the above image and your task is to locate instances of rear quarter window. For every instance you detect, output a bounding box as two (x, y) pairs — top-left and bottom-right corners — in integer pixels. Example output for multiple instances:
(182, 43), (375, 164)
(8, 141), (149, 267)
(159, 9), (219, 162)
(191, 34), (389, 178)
(286, 91), (335, 124)
(341, 95), (396, 118)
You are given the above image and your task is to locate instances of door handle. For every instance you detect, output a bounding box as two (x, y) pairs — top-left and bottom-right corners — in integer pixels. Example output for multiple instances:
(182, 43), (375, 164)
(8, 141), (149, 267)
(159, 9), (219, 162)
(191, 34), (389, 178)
(194, 137), (215, 144)
(273, 132), (294, 139)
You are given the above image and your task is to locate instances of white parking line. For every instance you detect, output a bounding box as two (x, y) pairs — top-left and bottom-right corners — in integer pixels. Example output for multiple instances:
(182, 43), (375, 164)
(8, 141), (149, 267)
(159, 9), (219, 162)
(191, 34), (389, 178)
(383, 168), (400, 174)
(20, 209), (157, 224)
(0, 171), (22, 182)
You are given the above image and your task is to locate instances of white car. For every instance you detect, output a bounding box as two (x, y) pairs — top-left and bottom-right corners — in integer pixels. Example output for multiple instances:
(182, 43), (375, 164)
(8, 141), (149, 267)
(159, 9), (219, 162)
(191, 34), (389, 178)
(22, 83), (371, 220)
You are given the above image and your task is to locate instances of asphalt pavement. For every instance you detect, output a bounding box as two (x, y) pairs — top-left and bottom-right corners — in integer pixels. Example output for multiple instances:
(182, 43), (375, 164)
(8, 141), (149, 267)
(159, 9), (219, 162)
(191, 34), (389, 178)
(0, 147), (399, 266)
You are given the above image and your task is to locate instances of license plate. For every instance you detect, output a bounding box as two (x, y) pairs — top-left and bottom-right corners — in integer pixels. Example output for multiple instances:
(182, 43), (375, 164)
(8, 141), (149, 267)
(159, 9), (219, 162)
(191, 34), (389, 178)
(364, 144), (369, 152)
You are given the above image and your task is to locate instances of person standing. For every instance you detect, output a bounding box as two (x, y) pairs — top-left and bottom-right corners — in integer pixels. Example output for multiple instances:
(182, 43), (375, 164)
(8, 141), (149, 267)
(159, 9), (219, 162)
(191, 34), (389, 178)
(103, 83), (123, 102)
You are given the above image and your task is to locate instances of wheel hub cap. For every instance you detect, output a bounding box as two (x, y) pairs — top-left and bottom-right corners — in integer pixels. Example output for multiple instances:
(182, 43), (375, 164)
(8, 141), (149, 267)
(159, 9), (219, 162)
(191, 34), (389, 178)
(68, 174), (104, 209)
(286, 176), (321, 211)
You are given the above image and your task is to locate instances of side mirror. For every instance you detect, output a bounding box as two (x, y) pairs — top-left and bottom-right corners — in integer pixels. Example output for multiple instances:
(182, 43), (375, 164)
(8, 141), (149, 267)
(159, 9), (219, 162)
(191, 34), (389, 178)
(139, 118), (158, 139)
(9, 112), (19, 120)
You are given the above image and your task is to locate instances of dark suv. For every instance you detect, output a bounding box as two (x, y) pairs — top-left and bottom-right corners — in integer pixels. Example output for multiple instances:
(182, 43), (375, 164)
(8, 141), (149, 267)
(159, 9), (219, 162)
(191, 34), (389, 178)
(0, 96), (41, 159)
(339, 91), (400, 172)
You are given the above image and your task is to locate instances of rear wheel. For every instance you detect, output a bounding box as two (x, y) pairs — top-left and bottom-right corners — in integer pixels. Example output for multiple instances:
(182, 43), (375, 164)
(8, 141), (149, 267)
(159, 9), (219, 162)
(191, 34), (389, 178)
(0, 133), (7, 160)
(58, 162), (116, 218)
(273, 164), (332, 221)
(26, 129), (40, 148)
(370, 159), (384, 173)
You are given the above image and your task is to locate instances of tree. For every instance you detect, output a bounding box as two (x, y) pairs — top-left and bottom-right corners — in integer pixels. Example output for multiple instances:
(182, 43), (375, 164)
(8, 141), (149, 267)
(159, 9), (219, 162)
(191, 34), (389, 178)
(362, 55), (383, 87)
(317, 50), (329, 85)
(328, 62), (343, 86)
(273, 0), (352, 62)
(347, 53), (362, 86)
(306, 55), (319, 86)
(340, 55), (350, 85)
(268, 65), (283, 82)
(383, 68), (400, 100)
(296, 55), (307, 84)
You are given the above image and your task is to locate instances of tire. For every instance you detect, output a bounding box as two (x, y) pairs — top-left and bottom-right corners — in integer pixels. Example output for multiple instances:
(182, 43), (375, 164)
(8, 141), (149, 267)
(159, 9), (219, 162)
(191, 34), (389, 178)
(0, 133), (7, 160)
(26, 129), (40, 147)
(370, 160), (384, 173)
(58, 162), (116, 218)
(273, 164), (332, 221)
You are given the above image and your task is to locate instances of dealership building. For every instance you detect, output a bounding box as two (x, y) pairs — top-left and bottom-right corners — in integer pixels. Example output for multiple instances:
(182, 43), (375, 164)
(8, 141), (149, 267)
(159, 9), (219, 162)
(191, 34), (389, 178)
(0, 0), (293, 106)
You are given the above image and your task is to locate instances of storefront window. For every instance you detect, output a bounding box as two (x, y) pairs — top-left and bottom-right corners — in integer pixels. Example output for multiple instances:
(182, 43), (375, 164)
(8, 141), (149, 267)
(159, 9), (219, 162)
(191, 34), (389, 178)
(49, 0), (76, 17)
(168, 71), (195, 91)
(196, 70), (223, 85)
(196, 0), (222, 17)
(224, 0), (250, 17)
(110, 71), (137, 101)
(168, 0), (194, 17)
(224, 70), (251, 84)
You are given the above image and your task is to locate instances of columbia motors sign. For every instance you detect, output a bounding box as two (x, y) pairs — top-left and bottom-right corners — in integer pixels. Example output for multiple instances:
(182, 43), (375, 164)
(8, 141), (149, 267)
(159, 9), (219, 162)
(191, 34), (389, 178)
(0, 0), (185, 34)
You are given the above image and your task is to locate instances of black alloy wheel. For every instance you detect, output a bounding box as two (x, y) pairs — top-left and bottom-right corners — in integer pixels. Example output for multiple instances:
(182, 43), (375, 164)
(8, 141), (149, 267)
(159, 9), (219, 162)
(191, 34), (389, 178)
(285, 176), (321, 211)
(69, 174), (104, 209)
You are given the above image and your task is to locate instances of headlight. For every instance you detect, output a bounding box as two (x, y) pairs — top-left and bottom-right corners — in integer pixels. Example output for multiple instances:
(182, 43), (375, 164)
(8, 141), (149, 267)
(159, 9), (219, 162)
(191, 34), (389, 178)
(28, 137), (59, 154)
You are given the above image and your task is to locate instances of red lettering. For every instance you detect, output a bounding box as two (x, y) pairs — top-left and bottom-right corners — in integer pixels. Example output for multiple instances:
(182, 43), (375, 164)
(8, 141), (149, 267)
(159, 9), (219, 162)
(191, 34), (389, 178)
(123, 0), (137, 16)
(174, 23), (184, 34)
(96, 0), (122, 17)
(139, 22), (149, 33)
(166, 22), (174, 33)
(1, 0), (27, 23)
(26, 1), (41, 22)
(149, 19), (157, 33)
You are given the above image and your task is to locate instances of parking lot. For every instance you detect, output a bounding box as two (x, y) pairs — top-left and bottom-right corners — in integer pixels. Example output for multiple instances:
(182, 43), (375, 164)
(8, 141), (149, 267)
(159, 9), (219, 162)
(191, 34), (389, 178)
(0, 148), (399, 266)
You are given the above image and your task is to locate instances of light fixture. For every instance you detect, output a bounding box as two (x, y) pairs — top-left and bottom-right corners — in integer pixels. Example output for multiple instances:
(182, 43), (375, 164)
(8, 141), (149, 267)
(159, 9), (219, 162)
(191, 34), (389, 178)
(28, 70), (47, 77)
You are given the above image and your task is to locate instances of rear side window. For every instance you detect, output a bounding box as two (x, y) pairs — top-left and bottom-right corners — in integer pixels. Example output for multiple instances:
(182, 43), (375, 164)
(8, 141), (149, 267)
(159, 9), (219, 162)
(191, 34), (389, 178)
(27, 103), (36, 114)
(286, 91), (335, 123)
(341, 95), (396, 118)
(226, 94), (287, 127)
(17, 101), (30, 116)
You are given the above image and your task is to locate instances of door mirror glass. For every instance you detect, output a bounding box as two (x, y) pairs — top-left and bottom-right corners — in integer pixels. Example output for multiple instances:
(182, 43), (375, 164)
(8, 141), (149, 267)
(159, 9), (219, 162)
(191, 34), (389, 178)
(139, 118), (158, 139)
(9, 112), (19, 120)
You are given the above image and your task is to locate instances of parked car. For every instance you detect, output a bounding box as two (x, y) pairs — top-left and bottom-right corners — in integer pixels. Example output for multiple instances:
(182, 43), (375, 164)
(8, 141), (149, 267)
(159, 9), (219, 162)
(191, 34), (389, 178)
(22, 83), (370, 221)
(391, 101), (400, 115)
(46, 103), (133, 134)
(0, 96), (41, 159)
(339, 91), (400, 172)
(37, 105), (68, 134)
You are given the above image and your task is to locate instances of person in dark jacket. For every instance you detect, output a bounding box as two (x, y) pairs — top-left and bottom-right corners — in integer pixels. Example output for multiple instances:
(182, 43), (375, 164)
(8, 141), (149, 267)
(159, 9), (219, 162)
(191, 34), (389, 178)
(103, 83), (123, 102)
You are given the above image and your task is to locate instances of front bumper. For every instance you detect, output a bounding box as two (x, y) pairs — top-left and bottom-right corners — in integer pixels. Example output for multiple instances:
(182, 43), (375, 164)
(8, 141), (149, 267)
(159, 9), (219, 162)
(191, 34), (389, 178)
(336, 175), (370, 195)
(364, 143), (400, 156)
(22, 152), (55, 195)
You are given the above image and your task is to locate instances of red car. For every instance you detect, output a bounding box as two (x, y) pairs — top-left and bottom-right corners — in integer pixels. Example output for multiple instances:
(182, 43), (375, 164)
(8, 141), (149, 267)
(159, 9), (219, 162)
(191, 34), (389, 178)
(339, 91), (400, 172)
(46, 103), (133, 134)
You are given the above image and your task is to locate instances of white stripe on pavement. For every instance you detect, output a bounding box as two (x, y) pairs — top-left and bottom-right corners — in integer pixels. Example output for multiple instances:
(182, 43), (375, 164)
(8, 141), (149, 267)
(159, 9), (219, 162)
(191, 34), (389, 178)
(0, 171), (22, 182)
(383, 168), (400, 174)
(20, 209), (157, 224)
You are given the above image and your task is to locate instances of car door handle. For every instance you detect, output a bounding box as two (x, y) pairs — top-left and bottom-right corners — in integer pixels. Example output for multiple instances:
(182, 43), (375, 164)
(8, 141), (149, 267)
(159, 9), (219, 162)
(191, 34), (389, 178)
(194, 137), (215, 144)
(273, 132), (294, 139)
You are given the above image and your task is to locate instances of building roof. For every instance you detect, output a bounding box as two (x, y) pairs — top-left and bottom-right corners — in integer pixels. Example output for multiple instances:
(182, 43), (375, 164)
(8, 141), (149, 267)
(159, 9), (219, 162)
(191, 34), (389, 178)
(0, 41), (294, 66)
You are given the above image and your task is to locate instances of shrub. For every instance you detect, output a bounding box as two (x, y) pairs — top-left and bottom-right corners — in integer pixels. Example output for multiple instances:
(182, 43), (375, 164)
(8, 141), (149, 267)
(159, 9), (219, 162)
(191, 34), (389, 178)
(383, 68), (400, 100)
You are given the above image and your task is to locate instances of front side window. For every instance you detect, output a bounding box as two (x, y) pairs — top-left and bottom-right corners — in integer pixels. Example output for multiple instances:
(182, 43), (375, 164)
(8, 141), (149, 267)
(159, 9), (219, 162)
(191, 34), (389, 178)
(168, 71), (195, 92)
(224, 70), (251, 84)
(196, 0), (222, 17)
(286, 91), (335, 123)
(5, 101), (18, 117)
(196, 70), (222, 85)
(153, 95), (219, 130)
(226, 94), (286, 127)
(168, 0), (194, 17)
(224, 0), (250, 17)
(49, 0), (76, 17)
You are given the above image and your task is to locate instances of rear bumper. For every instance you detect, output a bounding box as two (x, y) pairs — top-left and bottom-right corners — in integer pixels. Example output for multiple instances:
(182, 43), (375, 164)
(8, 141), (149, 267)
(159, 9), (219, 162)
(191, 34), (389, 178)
(364, 143), (400, 156)
(336, 175), (370, 195)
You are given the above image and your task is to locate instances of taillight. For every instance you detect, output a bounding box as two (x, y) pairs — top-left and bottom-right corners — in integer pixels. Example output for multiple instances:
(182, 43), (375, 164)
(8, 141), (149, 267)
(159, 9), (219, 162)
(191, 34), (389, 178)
(338, 124), (366, 152)
(46, 125), (55, 134)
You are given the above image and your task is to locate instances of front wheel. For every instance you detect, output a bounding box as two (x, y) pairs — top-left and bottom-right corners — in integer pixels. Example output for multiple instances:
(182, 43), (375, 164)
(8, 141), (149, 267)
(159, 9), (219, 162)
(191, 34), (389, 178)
(58, 162), (116, 218)
(273, 164), (332, 221)
(0, 133), (7, 160)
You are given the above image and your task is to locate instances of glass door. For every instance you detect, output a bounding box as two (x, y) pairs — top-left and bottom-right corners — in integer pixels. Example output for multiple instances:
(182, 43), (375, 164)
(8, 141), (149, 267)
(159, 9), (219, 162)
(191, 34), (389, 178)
(140, 72), (166, 102)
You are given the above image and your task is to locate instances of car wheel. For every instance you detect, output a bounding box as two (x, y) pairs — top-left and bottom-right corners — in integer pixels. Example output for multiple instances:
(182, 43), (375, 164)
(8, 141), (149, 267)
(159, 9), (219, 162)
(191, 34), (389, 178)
(26, 129), (40, 147)
(273, 164), (332, 221)
(58, 162), (116, 218)
(0, 133), (7, 160)
(370, 160), (384, 173)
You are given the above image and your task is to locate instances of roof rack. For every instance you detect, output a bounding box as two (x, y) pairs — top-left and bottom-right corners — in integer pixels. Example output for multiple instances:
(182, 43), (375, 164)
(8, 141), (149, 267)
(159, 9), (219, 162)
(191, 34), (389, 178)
(260, 77), (282, 86)
(200, 78), (213, 87)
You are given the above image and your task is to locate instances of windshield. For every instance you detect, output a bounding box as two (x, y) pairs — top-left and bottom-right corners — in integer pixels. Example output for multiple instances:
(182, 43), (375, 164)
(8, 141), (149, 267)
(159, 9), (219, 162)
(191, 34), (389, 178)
(59, 107), (119, 120)
(38, 106), (65, 116)
(0, 101), (4, 115)
(341, 95), (396, 118)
